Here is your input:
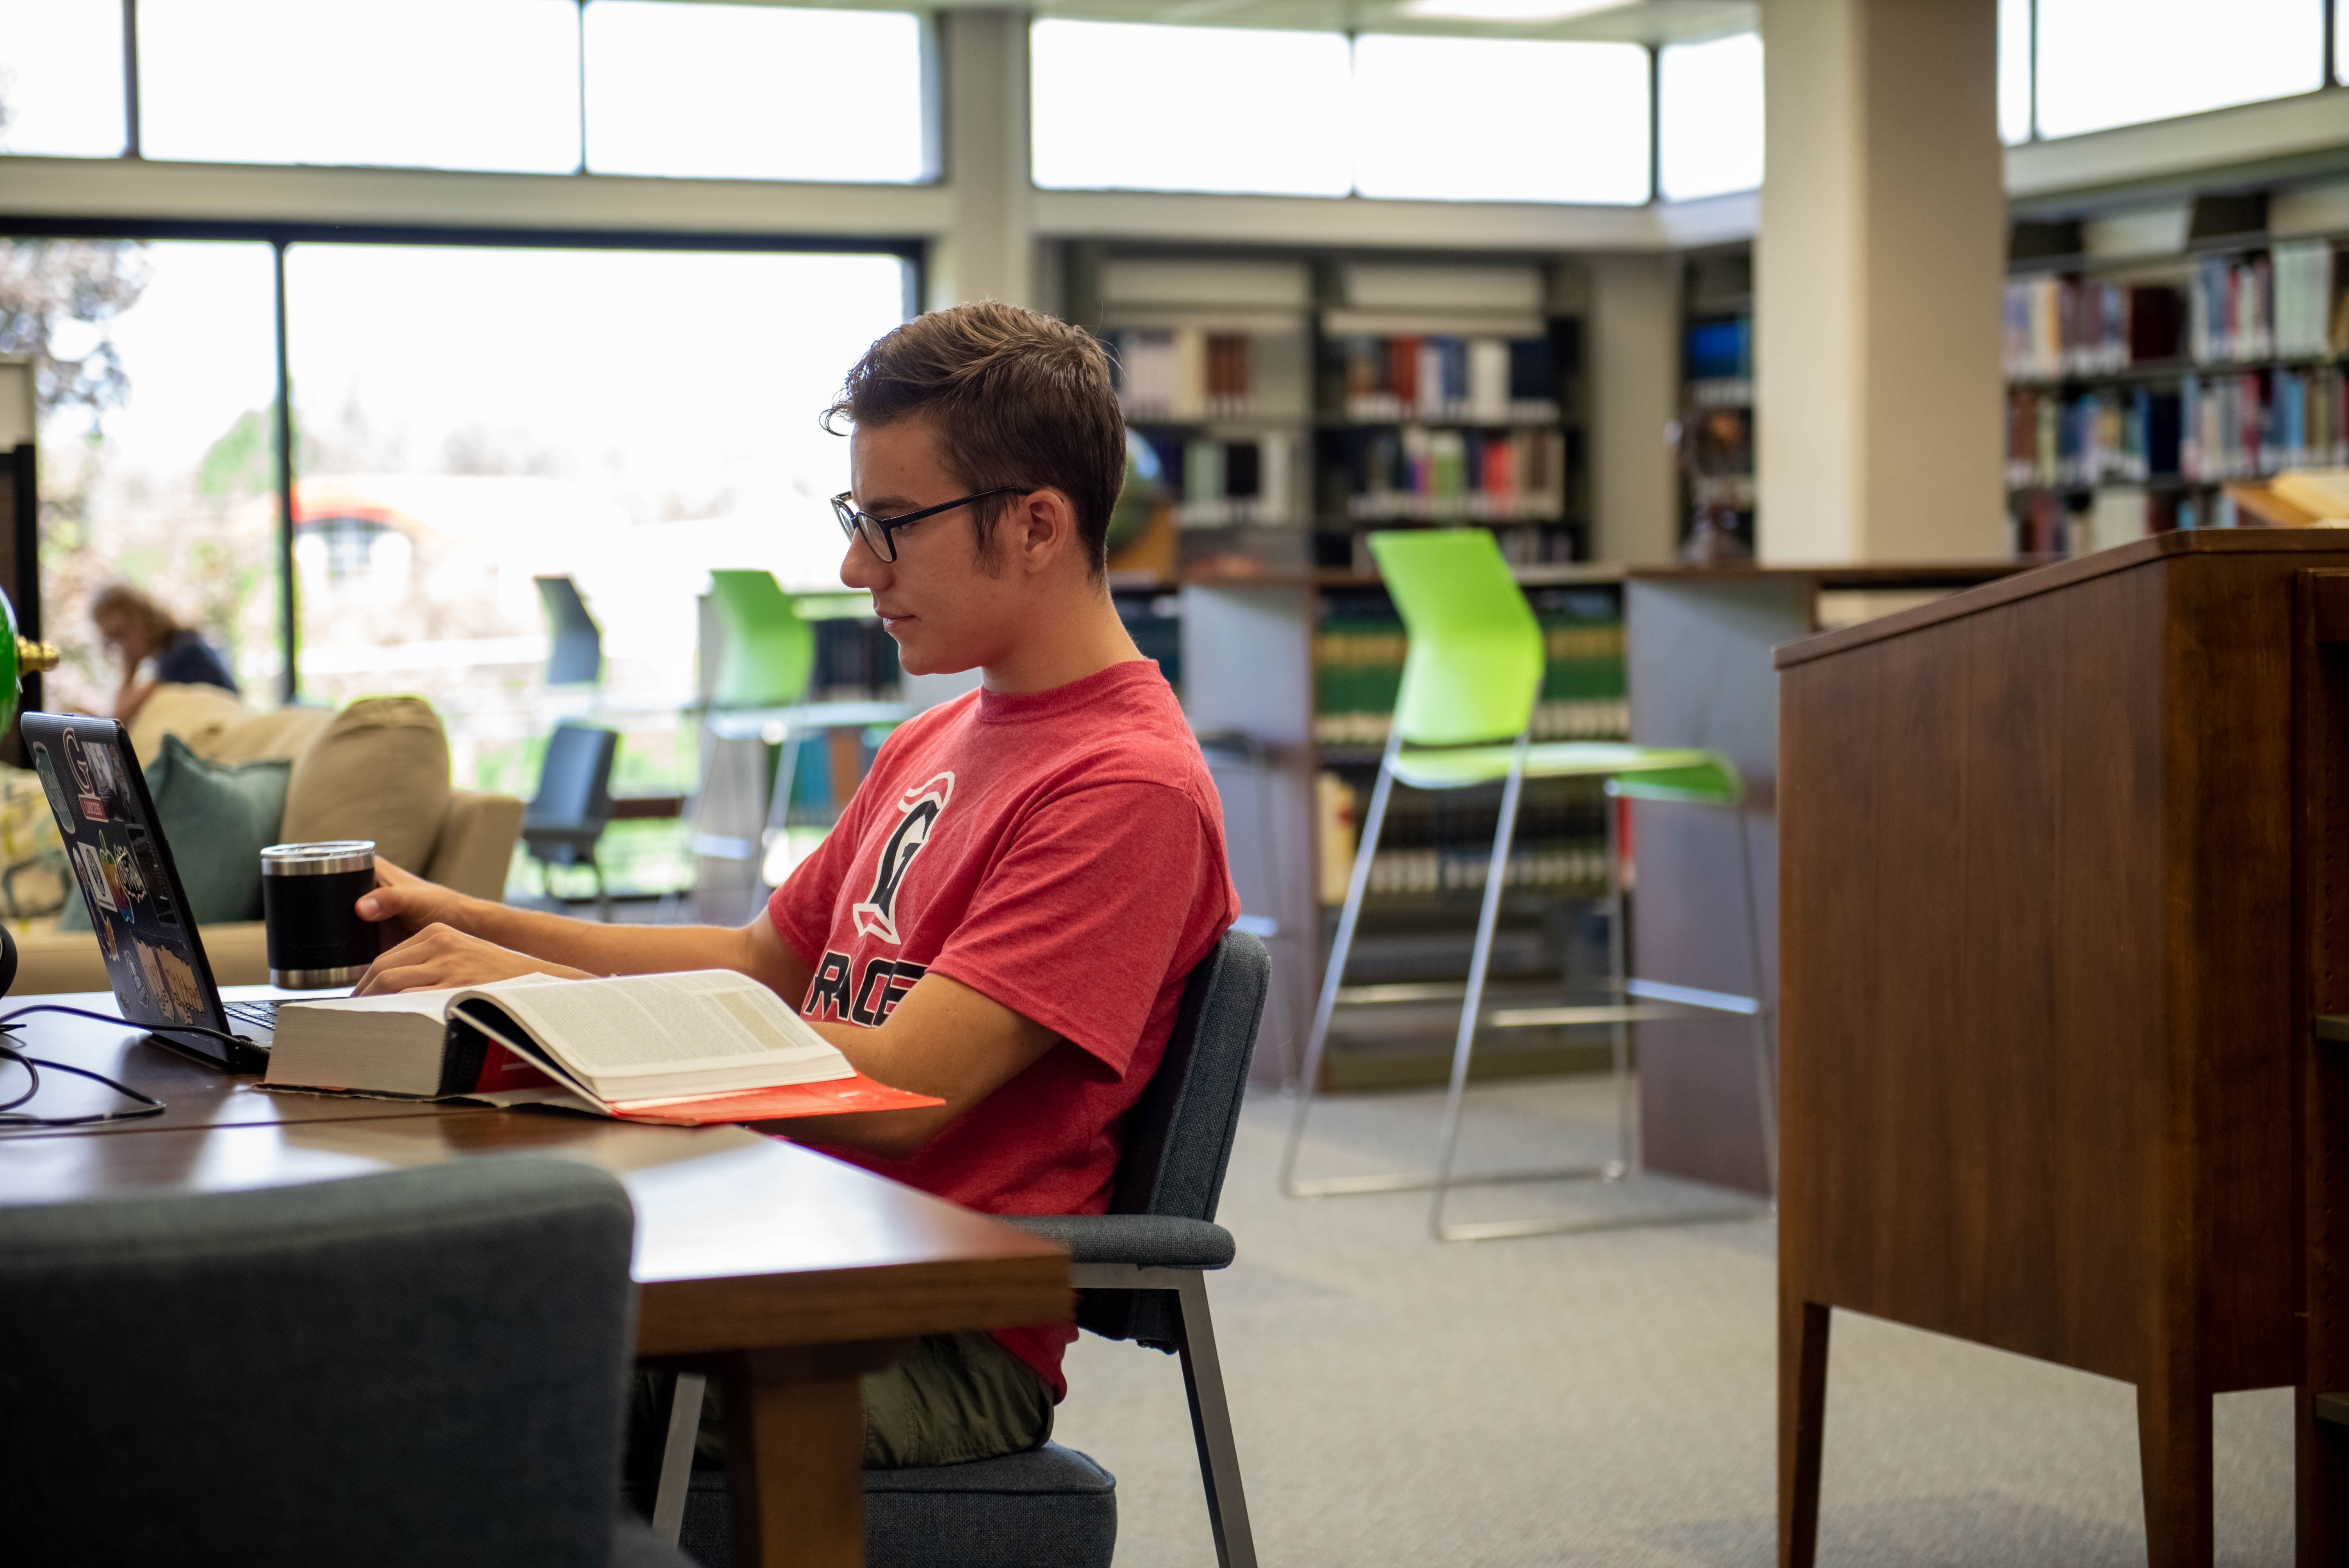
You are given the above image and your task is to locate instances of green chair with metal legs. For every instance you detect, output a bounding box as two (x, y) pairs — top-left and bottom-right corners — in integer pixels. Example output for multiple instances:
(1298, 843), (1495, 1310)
(1277, 527), (1777, 1242)
(690, 570), (912, 878)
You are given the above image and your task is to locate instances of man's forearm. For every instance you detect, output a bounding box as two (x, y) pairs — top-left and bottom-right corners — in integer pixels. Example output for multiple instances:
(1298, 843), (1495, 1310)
(446, 898), (759, 979)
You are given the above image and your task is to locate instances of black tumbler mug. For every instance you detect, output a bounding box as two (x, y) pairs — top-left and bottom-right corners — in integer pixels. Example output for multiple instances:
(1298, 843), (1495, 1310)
(260, 841), (383, 989)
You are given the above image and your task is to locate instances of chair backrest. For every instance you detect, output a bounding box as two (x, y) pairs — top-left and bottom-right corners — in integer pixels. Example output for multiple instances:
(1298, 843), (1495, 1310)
(0, 1160), (638, 1568)
(1366, 529), (1543, 748)
(1080, 928), (1269, 1347)
(536, 574), (603, 686)
(708, 569), (816, 710)
(531, 721), (619, 825)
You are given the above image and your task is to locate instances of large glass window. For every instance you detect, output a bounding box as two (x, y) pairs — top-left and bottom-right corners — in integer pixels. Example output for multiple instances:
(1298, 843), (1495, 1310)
(2034, 0), (2323, 139)
(139, 0), (582, 172)
(1997, 0), (2032, 144)
(1353, 35), (1650, 205)
(0, 0), (126, 158)
(0, 239), (285, 711)
(1658, 32), (1761, 202)
(584, 3), (928, 183)
(282, 245), (908, 795)
(1030, 20), (1353, 197)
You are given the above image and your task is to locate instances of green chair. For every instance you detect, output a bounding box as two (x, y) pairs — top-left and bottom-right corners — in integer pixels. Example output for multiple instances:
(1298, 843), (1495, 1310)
(1277, 528), (1776, 1242)
(690, 570), (911, 877)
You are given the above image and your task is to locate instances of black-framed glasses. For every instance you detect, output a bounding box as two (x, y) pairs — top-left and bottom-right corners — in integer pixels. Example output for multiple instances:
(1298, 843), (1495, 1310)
(831, 486), (1029, 563)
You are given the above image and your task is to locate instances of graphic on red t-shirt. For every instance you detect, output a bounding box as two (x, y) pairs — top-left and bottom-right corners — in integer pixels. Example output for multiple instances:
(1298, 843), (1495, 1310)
(768, 660), (1238, 1402)
(850, 771), (954, 944)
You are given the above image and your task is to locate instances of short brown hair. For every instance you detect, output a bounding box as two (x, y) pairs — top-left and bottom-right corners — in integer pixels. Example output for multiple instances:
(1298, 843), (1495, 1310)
(825, 302), (1126, 576)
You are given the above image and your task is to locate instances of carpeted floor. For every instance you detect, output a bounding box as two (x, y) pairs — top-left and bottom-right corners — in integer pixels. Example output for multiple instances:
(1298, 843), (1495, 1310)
(1050, 1078), (2295, 1566)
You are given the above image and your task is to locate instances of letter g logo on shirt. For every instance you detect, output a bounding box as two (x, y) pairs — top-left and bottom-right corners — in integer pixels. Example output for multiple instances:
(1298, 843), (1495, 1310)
(850, 771), (955, 945)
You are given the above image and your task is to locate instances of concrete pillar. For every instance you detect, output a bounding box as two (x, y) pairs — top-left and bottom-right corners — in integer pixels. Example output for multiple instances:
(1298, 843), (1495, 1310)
(1755, 0), (2006, 563)
(1588, 252), (1682, 565)
(931, 9), (1035, 310)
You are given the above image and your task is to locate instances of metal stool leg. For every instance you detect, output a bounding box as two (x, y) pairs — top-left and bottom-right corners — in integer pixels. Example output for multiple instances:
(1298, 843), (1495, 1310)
(1432, 793), (1775, 1243)
(1279, 731), (1401, 1197)
(1737, 809), (1779, 1194)
(1429, 736), (1531, 1239)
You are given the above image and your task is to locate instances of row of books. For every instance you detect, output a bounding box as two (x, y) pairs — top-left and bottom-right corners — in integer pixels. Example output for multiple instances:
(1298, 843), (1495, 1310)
(2189, 242), (2340, 364)
(1310, 600), (1625, 746)
(2005, 387), (2176, 488)
(808, 616), (900, 704)
(2178, 368), (2349, 480)
(1335, 334), (1559, 424)
(1355, 842), (1610, 900)
(2003, 276), (2183, 379)
(1135, 431), (1299, 527)
(1339, 427), (1568, 522)
(1113, 328), (1257, 421)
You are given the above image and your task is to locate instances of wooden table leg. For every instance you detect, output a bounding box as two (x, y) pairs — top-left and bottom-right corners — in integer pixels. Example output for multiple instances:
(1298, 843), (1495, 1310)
(2138, 1372), (2214, 1568)
(714, 1340), (914, 1568)
(1780, 1296), (1829, 1568)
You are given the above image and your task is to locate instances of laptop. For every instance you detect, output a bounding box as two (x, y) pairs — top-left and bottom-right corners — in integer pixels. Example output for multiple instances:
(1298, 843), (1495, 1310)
(22, 712), (282, 1072)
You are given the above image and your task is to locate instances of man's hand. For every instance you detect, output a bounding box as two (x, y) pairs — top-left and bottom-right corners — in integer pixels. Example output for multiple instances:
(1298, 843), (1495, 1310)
(356, 858), (476, 945)
(353, 923), (591, 995)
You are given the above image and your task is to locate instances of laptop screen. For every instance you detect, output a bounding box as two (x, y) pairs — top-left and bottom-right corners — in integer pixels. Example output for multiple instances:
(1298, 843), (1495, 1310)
(21, 712), (235, 1060)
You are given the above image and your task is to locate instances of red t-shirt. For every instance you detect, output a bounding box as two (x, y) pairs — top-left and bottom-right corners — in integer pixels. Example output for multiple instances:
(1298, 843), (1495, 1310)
(766, 659), (1238, 1399)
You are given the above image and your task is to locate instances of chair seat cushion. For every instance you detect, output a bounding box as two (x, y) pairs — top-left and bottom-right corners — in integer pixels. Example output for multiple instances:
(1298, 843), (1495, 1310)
(1005, 1213), (1235, 1269)
(667, 1444), (1116, 1568)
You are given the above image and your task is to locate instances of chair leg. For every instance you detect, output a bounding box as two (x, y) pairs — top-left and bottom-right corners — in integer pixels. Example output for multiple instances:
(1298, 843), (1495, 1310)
(1279, 734), (1401, 1197)
(1428, 736), (1530, 1240)
(1606, 791), (1638, 1180)
(761, 723), (801, 874)
(1736, 809), (1779, 1195)
(651, 1370), (708, 1543)
(1173, 1271), (1258, 1568)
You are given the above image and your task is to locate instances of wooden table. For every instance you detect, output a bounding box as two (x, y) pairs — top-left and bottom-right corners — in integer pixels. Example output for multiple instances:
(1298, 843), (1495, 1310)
(0, 992), (1072, 1568)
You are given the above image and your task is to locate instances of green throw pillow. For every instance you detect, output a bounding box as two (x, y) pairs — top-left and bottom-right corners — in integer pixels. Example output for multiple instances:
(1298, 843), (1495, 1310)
(59, 735), (291, 930)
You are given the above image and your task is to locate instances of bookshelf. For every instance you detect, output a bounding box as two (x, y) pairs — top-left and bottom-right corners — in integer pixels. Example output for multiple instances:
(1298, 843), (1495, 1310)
(1678, 247), (1756, 555)
(2003, 191), (2349, 553)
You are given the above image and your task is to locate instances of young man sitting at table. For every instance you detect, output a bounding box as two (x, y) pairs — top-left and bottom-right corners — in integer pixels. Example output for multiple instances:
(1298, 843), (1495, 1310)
(350, 300), (1239, 1469)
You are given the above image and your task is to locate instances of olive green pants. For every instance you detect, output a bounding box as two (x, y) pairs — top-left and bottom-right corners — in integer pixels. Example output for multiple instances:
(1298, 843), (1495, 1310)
(638, 1331), (1054, 1474)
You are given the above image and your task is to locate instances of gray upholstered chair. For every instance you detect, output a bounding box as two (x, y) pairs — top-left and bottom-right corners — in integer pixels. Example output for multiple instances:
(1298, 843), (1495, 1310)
(0, 1159), (690, 1568)
(650, 927), (1271, 1568)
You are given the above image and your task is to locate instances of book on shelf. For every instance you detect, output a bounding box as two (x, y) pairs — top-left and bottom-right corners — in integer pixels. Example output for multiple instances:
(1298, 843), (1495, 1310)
(1311, 770), (1609, 903)
(1310, 588), (1625, 747)
(1137, 429), (1296, 527)
(1114, 327), (1255, 420)
(1336, 333), (1558, 423)
(2181, 367), (2347, 481)
(2003, 276), (2187, 379)
(1684, 315), (1752, 409)
(261, 969), (941, 1124)
(1344, 426), (1567, 522)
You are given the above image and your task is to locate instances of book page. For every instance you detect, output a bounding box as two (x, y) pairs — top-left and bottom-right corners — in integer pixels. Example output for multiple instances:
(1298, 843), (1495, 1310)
(461, 970), (850, 1084)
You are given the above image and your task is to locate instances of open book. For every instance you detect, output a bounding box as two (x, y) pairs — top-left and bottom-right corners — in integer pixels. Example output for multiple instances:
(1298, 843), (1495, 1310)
(260, 970), (943, 1125)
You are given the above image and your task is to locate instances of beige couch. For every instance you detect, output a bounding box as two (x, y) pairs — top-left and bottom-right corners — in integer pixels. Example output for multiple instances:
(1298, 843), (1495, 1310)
(18, 684), (524, 994)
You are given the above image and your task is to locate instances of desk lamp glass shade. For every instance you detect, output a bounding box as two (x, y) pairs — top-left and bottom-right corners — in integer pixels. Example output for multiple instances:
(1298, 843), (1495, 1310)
(0, 588), (59, 736)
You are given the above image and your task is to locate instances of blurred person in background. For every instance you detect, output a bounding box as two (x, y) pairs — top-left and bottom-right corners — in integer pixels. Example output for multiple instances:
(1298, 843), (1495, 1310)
(91, 583), (238, 723)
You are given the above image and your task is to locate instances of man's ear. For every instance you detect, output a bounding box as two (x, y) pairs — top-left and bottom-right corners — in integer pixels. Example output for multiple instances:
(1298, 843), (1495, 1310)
(1015, 489), (1080, 574)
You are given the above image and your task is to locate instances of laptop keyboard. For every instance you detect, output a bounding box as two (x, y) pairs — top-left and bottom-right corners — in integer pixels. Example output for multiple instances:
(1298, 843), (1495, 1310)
(223, 1000), (280, 1043)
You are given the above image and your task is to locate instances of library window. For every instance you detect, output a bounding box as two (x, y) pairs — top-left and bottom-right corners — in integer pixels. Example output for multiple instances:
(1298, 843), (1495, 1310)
(1658, 32), (1762, 203)
(0, 238), (287, 712)
(583, 3), (929, 184)
(0, 0), (126, 158)
(1353, 35), (1650, 205)
(280, 244), (909, 791)
(2032, 0), (2324, 140)
(137, 0), (583, 173)
(1029, 20), (1354, 198)
(1996, 0), (2031, 144)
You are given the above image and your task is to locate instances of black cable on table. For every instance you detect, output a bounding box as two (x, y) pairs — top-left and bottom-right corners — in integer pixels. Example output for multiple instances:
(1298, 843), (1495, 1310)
(0, 1003), (235, 1130)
